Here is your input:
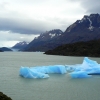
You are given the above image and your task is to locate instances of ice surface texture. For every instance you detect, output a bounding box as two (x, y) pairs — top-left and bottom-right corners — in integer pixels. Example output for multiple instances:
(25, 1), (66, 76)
(20, 65), (67, 78)
(69, 57), (100, 78)
(19, 57), (100, 79)
(69, 71), (91, 78)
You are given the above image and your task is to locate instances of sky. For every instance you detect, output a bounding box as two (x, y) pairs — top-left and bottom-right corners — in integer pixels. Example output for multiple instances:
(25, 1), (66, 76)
(0, 0), (100, 47)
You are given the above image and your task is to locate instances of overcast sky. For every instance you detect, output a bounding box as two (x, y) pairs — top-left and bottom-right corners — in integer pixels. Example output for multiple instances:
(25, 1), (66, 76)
(0, 0), (100, 47)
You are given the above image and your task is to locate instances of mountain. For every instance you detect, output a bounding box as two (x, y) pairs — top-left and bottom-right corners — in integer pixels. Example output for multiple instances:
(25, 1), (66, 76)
(58, 13), (100, 44)
(12, 41), (29, 49)
(0, 50), (3, 52)
(0, 47), (12, 51)
(44, 39), (100, 57)
(23, 29), (63, 51)
(23, 13), (100, 52)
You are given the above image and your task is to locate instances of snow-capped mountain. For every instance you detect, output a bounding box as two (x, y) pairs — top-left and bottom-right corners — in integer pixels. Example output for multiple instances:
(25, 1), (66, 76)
(34, 29), (63, 41)
(23, 13), (100, 52)
(66, 13), (100, 32)
(23, 29), (63, 51)
(59, 13), (100, 44)
(12, 41), (29, 49)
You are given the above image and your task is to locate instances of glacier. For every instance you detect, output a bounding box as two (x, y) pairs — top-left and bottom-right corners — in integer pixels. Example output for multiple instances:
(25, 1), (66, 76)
(19, 57), (100, 79)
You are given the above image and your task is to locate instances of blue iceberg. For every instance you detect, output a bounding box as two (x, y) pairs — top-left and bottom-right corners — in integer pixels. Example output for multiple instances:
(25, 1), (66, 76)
(19, 57), (100, 79)
(69, 71), (91, 78)
(20, 65), (67, 78)
(69, 57), (100, 78)
(19, 67), (49, 78)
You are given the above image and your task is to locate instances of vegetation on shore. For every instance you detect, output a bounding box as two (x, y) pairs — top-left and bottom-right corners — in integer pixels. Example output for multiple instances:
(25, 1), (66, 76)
(0, 92), (12, 100)
(44, 39), (100, 57)
(0, 47), (12, 52)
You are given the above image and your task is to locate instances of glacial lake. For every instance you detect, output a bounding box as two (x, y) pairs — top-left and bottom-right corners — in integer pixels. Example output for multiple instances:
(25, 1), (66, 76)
(0, 52), (100, 100)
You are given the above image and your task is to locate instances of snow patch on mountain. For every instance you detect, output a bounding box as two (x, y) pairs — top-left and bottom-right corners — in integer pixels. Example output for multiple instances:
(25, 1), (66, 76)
(49, 33), (56, 38)
(87, 18), (94, 31)
(12, 41), (29, 49)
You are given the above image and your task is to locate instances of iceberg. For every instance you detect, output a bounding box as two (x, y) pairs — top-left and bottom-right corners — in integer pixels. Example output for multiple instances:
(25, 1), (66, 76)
(19, 57), (100, 79)
(69, 57), (100, 78)
(19, 65), (67, 78)
(69, 71), (91, 78)
(30, 65), (67, 74)
(19, 67), (49, 78)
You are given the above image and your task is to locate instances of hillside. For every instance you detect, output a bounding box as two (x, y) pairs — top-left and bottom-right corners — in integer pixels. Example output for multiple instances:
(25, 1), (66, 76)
(44, 39), (100, 57)
(23, 13), (100, 52)
(0, 47), (12, 52)
(0, 50), (3, 52)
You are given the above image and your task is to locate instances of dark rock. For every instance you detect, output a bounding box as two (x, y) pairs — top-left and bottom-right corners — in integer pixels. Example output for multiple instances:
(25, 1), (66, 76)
(0, 92), (12, 100)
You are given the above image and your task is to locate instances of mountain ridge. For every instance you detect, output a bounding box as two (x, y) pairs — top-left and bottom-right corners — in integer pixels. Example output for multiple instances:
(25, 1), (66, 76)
(23, 13), (100, 51)
(12, 41), (29, 49)
(23, 29), (63, 51)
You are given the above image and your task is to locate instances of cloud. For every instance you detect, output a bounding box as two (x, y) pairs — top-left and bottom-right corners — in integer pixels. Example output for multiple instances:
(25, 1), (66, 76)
(0, 0), (85, 35)
(75, 0), (100, 14)
(0, 0), (99, 36)
(0, 31), (39, 47)
(0, 17), (45, 34)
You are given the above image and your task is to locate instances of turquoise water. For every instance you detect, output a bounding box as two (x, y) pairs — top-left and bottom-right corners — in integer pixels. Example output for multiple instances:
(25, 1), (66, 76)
(0, 52), (100, 100)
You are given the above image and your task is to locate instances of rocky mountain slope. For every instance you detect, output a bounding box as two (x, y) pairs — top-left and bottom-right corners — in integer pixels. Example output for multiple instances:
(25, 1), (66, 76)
(23, 13), (100, 52)
(23, 29), (63, 51)
(12, 41), (29, 49)
(59, 13), (100, 44)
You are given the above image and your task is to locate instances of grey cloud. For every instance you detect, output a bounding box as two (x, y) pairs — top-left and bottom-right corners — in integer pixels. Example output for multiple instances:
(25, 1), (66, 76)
(69, 0), (100, 14)
(0, 0), (87, 35)
(0, 18), (45, 34)
(78, 0), (100, 14)
(0, 16), (67, 35)
(85, 3), (100, 14)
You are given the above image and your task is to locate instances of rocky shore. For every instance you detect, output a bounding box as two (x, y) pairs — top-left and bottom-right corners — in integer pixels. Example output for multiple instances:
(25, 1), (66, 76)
(0, 92), (12, 100)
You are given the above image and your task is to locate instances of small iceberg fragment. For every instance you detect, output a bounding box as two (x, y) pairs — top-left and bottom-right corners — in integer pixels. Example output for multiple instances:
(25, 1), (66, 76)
(19, 65), (67, 78)
(69, 71), (91, 78)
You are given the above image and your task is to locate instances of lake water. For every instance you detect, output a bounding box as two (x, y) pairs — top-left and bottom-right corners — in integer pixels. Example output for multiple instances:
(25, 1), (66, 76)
(0, 52), (100, 100)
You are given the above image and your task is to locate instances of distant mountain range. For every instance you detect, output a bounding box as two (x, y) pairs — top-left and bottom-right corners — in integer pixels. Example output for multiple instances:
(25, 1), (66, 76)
(12, 41), (29, 49)
(18, 13), (100, 51)
(0, 47), (12, 52)
(23, 29), (63, 51)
